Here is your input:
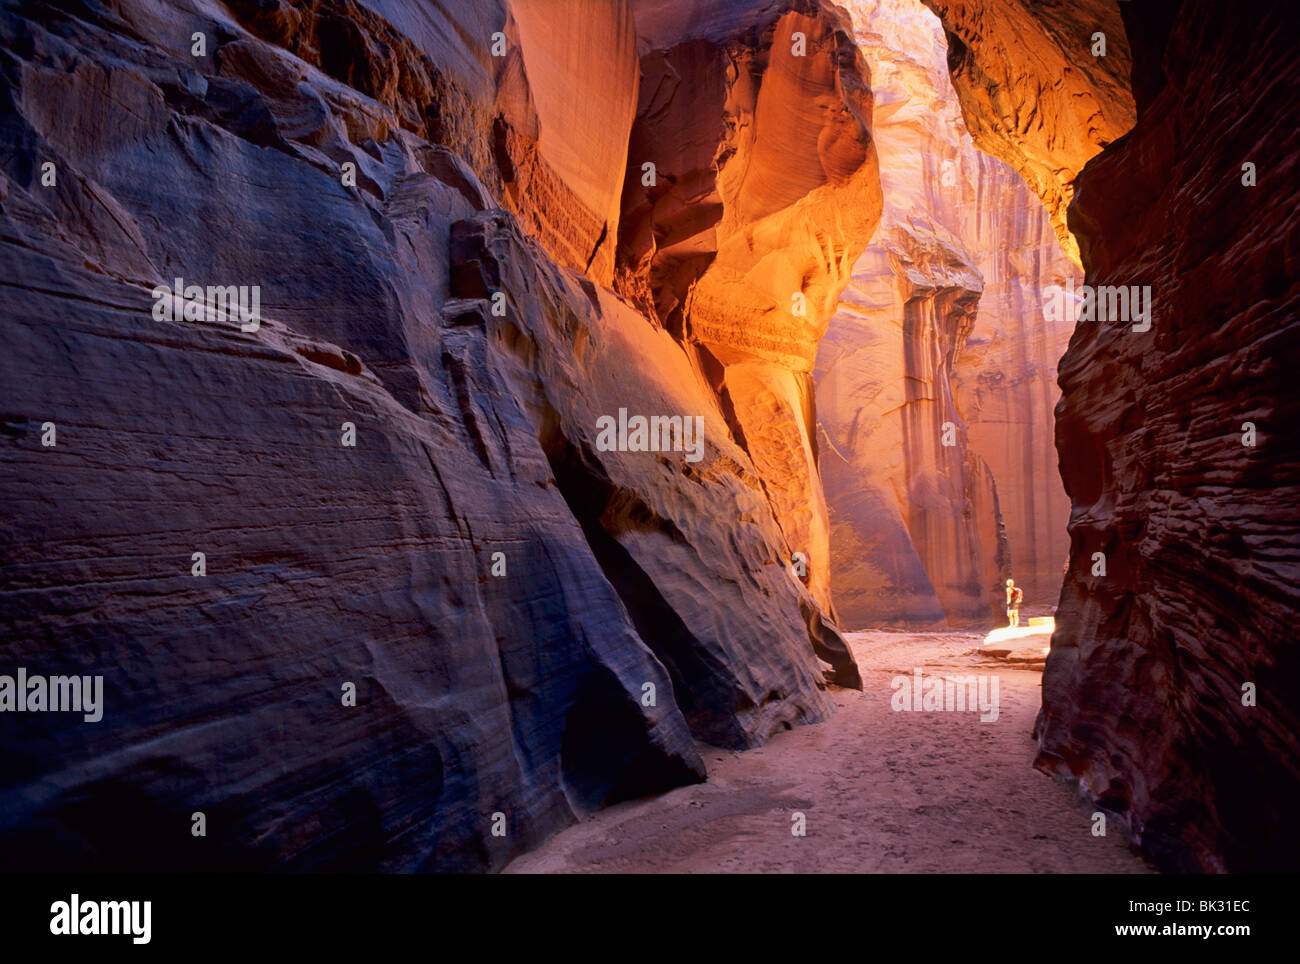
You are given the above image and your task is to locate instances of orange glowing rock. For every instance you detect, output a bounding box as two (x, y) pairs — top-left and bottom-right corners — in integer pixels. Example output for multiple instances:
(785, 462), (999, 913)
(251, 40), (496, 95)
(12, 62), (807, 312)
(919, 0), (1136, 265)
(817, 0), (1078, 629)
(618, 0), (884, 616)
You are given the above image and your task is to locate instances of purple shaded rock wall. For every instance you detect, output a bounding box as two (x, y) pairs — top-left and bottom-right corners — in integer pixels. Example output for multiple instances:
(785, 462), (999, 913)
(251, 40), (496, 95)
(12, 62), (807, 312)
(0, 0), (863, 871)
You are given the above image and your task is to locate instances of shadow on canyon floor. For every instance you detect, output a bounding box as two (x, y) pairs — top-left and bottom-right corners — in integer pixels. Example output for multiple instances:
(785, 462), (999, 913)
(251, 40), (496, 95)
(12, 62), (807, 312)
(506, 631), (1151, 873)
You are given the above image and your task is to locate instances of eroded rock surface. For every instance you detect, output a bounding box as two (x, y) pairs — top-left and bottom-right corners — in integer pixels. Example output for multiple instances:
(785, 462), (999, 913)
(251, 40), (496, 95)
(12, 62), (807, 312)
(618, 0), (883, 615)
(919, 0), (1135, 264)
(0, 0), (864, 872)
(927, 0), (1300, 871)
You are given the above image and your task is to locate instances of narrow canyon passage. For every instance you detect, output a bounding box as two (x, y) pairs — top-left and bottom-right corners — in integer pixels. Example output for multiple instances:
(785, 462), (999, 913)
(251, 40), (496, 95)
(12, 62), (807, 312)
(817, 0), (1078, 631)
(507, 633), (1147, 873)
(0, 0), (1294, 882)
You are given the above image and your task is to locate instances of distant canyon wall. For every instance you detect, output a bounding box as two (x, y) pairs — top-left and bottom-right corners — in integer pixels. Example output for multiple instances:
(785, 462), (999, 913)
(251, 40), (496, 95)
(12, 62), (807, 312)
(816, 0), (1078, 629)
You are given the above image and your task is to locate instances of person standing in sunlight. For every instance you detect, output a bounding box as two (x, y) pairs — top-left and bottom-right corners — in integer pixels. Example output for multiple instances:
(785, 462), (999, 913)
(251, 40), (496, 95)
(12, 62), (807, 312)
(1005, 579), (1023, 628)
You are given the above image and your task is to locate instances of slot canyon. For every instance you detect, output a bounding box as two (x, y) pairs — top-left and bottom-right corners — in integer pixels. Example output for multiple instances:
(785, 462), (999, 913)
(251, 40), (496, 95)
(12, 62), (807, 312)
(0, 0), (1295, 879)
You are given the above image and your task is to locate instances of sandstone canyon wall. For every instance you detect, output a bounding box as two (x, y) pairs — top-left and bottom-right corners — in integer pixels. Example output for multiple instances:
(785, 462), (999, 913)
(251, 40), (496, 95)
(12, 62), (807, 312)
(919, 0), (1135, 266)
(816, 0), (1078, 629)
(0, 0), (874, 871)
(618, 0), (882, 616)
(924, 0), (1300, 871)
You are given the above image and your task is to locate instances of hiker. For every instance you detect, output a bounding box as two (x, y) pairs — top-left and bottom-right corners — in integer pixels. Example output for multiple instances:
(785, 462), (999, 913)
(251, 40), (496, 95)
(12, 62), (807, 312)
(1005, 578), (1023, 628)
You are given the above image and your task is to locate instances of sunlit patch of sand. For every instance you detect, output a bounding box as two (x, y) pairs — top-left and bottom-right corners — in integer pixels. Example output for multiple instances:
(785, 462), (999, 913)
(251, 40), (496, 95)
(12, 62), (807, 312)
(981, 618), (1054, 663)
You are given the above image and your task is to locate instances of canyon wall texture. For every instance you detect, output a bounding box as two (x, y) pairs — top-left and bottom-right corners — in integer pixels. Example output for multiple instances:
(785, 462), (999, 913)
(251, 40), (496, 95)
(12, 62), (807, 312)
(0, 0), (870, 871)
(816, 0), (1077, 629)
(618, 0), (882, 615)
(919, 0), (1134, 265)
(926, 0), (1300, 871)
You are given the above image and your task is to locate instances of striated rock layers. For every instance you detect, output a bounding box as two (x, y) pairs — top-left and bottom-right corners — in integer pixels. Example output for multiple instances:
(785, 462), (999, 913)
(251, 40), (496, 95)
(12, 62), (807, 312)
(816, 0), (1078, 629)
(0, 0), (869, 871)
(928, 0), (1300, 870)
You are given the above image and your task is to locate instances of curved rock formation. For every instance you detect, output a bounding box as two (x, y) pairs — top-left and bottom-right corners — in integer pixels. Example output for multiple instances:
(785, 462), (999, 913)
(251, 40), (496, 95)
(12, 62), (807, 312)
(817, 0), (1077, 629)
(919, 0), (1135, 264)
(8, 0), (1289, 879)
(618, 0), (883, 615)
(926, 0), (1300, 871)
(0, 0), (867, 871)
(226, 0), (637, 284)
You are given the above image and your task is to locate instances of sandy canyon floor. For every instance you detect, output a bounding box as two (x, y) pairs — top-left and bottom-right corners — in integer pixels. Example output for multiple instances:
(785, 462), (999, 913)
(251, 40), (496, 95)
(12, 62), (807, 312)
(506, 631), (1152, 873)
